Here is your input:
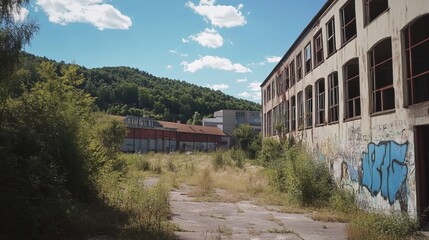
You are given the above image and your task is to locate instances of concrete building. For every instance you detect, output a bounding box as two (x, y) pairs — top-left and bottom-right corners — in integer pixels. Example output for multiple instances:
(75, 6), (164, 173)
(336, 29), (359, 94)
(261, 0), (429, 217)
(202, 110), (262, 135)
(122, 116), (225, 153)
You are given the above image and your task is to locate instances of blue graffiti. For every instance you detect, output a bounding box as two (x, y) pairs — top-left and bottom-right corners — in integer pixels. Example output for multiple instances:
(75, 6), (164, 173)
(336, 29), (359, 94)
(348, 163), (359, 182)
(361, 141), (408, 205)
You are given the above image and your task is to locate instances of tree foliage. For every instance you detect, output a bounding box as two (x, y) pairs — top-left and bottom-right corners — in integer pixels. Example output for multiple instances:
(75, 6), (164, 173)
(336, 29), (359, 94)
(232, 124), (261, 159)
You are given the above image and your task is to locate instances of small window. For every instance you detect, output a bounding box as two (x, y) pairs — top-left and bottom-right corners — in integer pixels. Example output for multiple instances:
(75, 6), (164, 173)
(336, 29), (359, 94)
(275, 74), (280, 97)
(263, 89), (267, 105)
(305, 86), (313, 128)
(263, 113), (267, 136)
(296, 52), (303, 80)
(304, 43), (312, 74)
(316, 79), (325, 125)
(291, 96), (296, 131)
(340, 0), (357, 44)
(267, 110), (272, 136)
(365, 0), (388, 25)
(328, 72), (339, 123)
(314, 30), (324, 67)
(344, 58), (361, 119)
(369, 38), (394, 113)
(267, 84), (271, 101)
(404, 14), (429, 105)
(326, 17), (336, 56)
(290, 61), (295, 86)
(298, 91), (304, 129)
(285, 100), (290, 133)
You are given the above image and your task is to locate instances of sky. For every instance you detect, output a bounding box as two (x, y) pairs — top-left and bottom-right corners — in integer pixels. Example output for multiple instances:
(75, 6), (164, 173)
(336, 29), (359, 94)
(18, 0), (326, 103)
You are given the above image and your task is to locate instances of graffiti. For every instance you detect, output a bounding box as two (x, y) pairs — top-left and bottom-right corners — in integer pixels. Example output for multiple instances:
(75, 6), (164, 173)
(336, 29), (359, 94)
(361, 141), (409, 205)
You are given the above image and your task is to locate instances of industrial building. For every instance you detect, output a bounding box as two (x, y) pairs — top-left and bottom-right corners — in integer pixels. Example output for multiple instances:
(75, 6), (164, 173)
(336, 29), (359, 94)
(122, 116), (226, 153)
(261, 0), (429, 217)
(202, 109), (261, 135)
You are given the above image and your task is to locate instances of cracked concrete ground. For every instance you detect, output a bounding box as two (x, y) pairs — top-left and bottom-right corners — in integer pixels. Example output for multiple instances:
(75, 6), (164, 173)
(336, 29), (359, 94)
(171, 187), (346, 240)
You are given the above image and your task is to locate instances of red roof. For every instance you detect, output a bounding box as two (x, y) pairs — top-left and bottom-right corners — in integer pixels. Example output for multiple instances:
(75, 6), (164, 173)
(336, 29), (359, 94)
(159, 121), (225, 136)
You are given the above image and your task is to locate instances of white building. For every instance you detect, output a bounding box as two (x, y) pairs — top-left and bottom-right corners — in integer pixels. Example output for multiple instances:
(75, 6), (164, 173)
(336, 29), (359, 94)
(202, 109), (261, 135)
(261, 0), (429, 217)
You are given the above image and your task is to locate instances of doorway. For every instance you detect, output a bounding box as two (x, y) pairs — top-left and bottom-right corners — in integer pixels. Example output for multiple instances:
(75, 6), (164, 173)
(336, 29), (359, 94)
(416, 125), (429, 221)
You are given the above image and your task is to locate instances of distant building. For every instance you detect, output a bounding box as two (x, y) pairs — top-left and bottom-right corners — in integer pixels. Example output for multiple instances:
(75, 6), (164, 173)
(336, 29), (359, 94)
(202, 110), (261, 135)
(261, 0), (429, 217)
(122, 116), (225, 153)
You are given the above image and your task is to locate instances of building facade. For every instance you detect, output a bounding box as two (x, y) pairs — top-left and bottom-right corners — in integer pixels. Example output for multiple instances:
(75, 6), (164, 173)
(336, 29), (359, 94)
(261, 0), (429, 217)
(122, 116), (225, 153)
(202, 109), (262, 135)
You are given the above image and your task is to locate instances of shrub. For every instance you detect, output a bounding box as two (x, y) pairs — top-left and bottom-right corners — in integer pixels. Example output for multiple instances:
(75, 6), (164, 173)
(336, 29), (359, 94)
(230, 148), (245, 168)
(212, 151), (225, 171)
(258, 138), (283, 167)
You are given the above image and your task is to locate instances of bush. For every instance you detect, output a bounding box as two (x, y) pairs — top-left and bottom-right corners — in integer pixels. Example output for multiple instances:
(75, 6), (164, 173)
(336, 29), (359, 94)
(346, 212), (420, 239)
(258, 138), (284, 167)
(230, 148), (245, 168)
(212, 151), (225, 171)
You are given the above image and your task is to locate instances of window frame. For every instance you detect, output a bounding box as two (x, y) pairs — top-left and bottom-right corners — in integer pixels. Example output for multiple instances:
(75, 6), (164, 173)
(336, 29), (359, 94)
(305, 86), (313, 128)
(296, 52), (303, 81)
(344, 58), (361, 120)
(364, 0), (389, 26)
(328, 72), (339, 123)
(316, 78), (326, 125)
(291, 96), (296, 131)
(369, 38), (395, 114)
(340, 0), (357, 45)
(304, 42), (312, 74)
(313, 30), (324, 67)
(285, 100), (290, 133)
(289, 60), (296, 87)
(326, 17), (336, 57)
(298, 91), (304, 130)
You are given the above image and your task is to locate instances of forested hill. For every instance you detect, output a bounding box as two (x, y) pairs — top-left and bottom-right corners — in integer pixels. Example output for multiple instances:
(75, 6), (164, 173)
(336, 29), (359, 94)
(19, 53), (261, 123)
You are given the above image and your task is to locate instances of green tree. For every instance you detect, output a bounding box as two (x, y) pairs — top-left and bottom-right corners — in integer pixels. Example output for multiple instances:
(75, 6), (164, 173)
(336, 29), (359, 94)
(191, 111), (202, 125)
(233, 124), (261, 159)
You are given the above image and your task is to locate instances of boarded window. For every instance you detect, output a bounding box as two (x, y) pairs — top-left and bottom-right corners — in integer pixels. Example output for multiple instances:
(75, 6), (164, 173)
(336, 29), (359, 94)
(344, 58), (361, 119)
(340, 0), (357, 44)
(369, 38), (394, 112)
(404, 14), (429, 105)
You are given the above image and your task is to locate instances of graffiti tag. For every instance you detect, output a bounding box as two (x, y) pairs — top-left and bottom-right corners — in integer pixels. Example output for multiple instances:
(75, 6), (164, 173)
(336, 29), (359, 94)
(361, 141), (408, 205)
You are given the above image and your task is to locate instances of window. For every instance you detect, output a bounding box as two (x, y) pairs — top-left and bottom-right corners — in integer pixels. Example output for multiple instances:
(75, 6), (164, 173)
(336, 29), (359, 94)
(305, 86), (313, 128)
(267, 110), (272, 136)
(285, 100), (290, 133)
(291, 96), (296, 131)
(263, 113), (267, 136)
(314, 30), (324, 67)
(344, 58), (361, 119)
(298, 91), (304, 129)
(326, 17), (336, 56)
(263, 89), (266, 105)
(316, 79), (325, 125)
(272, 81), (276, 97)
(290, 61), (295, 86)
(304, 43), (312, 74)
(285, 66), (290, 89)
(296, 52), (303, 80)
(365, 0), (388, 25)
(369, 38), (394, 113)
(267, 84), (271, 101)
(404, 14), (429, 105)
(340, 0), (357, 44)
(236, 111), (246, 125)
(273, 106), (278, 136)
(328, 72), (339, 122)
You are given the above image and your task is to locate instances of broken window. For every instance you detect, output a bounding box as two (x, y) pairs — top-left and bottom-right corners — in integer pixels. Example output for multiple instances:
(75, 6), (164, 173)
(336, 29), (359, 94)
(304, 43), (312, 74)
(369, 38), (394, 113)
(404, 14), (429, 105)
(305, 86), (313, 128)
(328, 72), (339, 122)
(314, 30), (324, 67)
(285, 100), (290, 133)
(326, 17), (336, 56)
(298, 91), (304, 129)
(340, 0), (357, 44)
(296, 52), (303, 81)
(365, 0), (388, 25)
(316, 78), (325, 125)
(291, 96), (296, 131)
(290, 60), (295, 86)
(344, 58), (361, 119)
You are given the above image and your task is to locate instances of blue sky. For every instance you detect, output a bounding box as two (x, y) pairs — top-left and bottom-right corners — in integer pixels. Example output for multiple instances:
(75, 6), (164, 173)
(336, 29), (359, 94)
(19, 0), (326, 103)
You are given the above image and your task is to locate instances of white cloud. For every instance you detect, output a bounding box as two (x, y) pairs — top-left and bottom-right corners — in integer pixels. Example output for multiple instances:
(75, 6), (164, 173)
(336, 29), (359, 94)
(236, 78), (247, 83)
(182, 38), (190, 43)
(180, 53), (189, 57)
(188, 28), (223, 48)
(181, 55), (252, 73)
(266, 56), (281, 63)
(208, 83), (229, 91)
(249, 81), (261, 92)
(166, 65), (173, 69)
(169, 49), (177, 54)
(36, 0), (132, 30)
(12, 6), (29, 23)
(186, 0), (246, 28)
(238, 92), (251, 98)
